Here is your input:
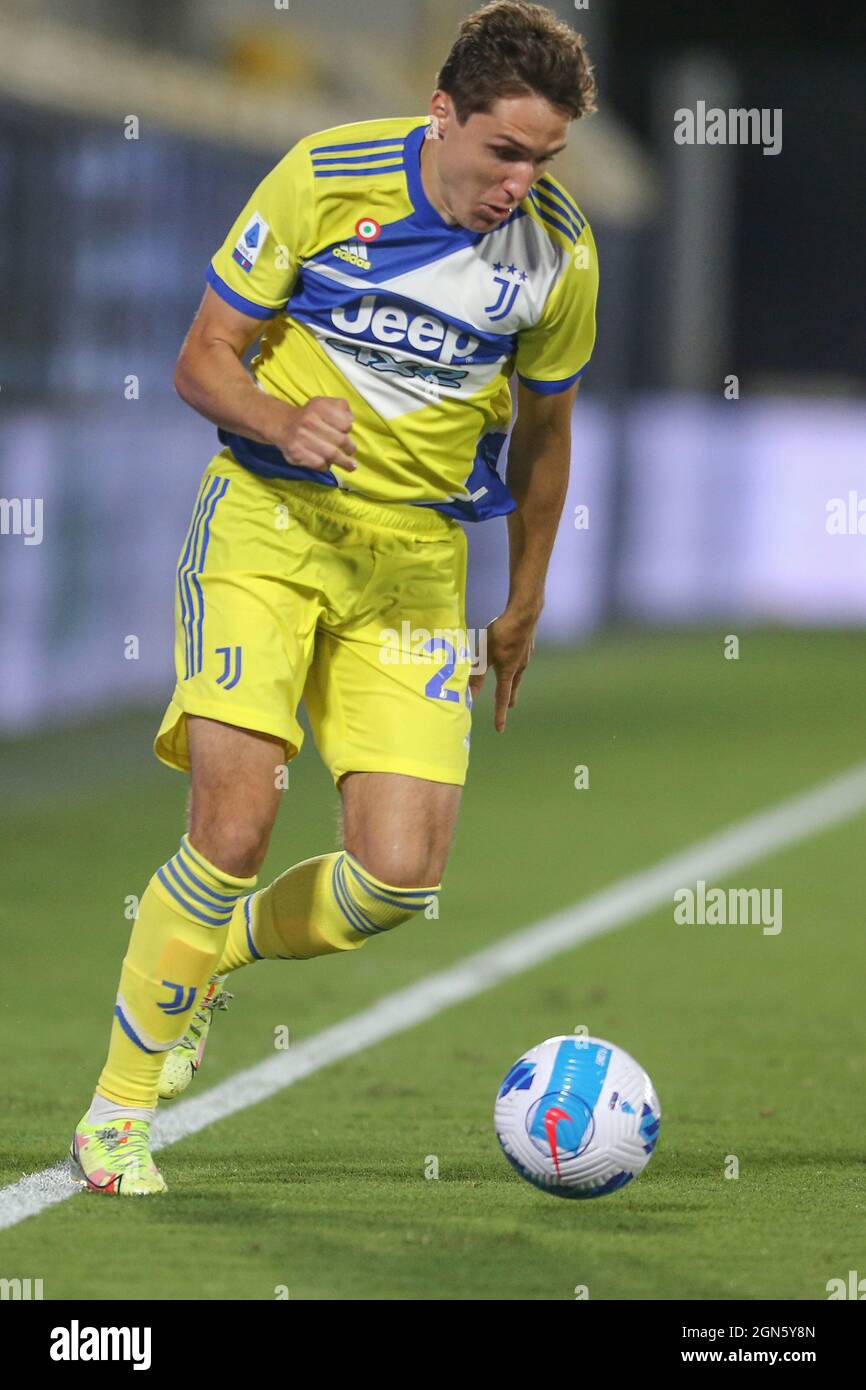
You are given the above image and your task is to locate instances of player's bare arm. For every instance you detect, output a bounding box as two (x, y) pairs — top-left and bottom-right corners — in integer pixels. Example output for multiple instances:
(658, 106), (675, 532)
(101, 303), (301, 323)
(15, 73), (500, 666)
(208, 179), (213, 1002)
(174, 286), (357, 472)
(471, 379), (578, 731)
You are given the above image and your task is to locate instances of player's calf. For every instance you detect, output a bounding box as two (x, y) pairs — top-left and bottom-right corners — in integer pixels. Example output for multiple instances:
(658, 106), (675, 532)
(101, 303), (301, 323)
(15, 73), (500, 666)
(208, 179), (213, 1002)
(158, 850), (439, 1097)
(218, 849), (440, 969)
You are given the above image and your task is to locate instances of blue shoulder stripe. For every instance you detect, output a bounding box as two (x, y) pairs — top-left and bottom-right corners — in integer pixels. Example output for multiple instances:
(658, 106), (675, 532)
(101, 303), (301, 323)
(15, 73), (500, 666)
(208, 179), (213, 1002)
(536, 177), (585, 230)
(530, 186), (584, 240)
(162, 860), (234, 922)
(173, 850), (238, 906)
(313, 163), (404, 178)
(312, 150), (406, 167)
(310, 136), (406, 154)
(528, 191), (577, 244)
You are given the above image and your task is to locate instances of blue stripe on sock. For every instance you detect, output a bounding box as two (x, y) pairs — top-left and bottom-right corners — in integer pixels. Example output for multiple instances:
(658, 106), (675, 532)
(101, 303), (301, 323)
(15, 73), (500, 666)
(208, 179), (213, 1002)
(113, 1003), (159, 1055)
(343, 856), (433, 911)
(161, 860), (235, 924)
(331, 856), (380, 936)
(170, 856), (236, 910)
(244, 895), (263, 960)
(332, 857), (374, 935)
(176, 841), (240, 903)
(337, 857), (392, 936)
(179, 835), (239, 884)
(156, 868), (232, 927)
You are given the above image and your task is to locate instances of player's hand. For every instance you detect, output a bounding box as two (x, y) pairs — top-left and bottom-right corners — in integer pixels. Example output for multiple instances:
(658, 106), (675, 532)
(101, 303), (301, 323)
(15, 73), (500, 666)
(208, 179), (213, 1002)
(274, 396), (357, 473)
(468, 611), (537, 733)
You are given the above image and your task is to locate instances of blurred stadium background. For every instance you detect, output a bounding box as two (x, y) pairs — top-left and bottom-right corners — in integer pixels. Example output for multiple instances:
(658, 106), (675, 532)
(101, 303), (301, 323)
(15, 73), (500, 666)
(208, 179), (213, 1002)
(1, 0), (864, 728)
(2, 0), (866, 1302)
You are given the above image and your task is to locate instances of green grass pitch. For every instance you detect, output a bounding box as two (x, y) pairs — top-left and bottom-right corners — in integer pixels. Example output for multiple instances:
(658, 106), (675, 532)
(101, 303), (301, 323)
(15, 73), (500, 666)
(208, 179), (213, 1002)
(1, 629), (865, 1299)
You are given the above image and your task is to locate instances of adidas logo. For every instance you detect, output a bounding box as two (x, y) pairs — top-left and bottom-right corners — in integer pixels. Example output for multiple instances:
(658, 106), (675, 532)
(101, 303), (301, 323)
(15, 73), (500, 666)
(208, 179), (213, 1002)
(333, 242), (372, 271)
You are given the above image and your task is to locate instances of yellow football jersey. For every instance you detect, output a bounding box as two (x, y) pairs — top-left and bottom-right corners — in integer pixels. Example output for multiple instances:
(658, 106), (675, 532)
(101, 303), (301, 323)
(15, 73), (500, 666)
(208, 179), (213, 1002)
(208, 114), (599, 521)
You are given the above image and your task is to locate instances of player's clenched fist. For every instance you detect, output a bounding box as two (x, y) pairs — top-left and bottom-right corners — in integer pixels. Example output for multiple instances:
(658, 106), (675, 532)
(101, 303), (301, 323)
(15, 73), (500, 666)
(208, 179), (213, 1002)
(275, 396), (356, 472)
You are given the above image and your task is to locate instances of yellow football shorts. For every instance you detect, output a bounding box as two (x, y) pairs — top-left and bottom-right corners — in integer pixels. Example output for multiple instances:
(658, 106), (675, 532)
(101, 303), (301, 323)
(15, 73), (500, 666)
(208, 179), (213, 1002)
(154, 449), (473, 785)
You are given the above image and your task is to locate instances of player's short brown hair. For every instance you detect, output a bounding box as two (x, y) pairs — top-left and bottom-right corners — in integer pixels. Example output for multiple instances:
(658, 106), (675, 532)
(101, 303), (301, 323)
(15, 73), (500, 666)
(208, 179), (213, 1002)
(435, 1), (597, 125)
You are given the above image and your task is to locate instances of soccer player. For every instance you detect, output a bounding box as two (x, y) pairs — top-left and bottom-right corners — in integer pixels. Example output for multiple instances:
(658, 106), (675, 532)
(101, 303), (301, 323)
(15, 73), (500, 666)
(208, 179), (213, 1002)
(69, 0), (598, 1194)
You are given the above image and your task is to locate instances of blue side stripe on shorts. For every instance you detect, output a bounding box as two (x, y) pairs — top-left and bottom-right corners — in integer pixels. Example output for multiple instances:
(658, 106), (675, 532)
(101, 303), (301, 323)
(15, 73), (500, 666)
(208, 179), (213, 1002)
(189, 476), (230, 678)
(179, 476), (227, 679)
(178, 477), (221, 680)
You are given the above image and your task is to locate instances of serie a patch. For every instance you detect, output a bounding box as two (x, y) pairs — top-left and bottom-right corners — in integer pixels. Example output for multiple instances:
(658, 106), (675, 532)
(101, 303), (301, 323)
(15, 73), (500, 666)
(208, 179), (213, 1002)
(232, 211), (269, 272)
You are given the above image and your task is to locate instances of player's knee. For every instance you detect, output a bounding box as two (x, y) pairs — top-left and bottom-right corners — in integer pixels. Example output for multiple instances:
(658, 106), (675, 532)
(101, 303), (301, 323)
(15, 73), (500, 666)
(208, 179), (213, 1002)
(347, 845), (444, 891)
(187, 814), (272, 878)
(339, 849), (440, 937)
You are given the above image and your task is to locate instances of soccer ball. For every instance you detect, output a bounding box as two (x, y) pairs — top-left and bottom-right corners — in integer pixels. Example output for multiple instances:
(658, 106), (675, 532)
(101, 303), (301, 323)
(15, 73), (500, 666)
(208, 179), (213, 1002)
(494, 1035), (661, 1199)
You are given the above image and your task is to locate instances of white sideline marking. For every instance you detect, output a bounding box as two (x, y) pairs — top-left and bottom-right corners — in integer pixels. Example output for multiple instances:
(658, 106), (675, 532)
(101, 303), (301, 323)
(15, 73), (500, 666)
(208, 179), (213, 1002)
(4, 760), (866, 1231)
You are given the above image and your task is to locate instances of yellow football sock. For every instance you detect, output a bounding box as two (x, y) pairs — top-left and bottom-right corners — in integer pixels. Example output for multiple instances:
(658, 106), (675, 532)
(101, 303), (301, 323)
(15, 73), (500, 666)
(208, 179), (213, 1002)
(96, 836), (256, 1108)
(216, 850), (439, 970)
